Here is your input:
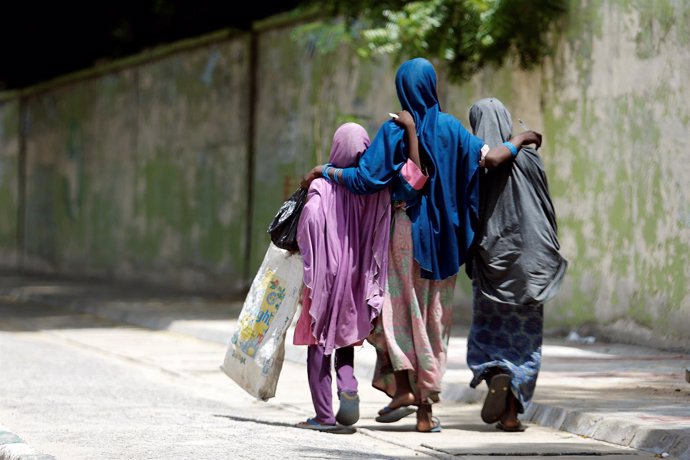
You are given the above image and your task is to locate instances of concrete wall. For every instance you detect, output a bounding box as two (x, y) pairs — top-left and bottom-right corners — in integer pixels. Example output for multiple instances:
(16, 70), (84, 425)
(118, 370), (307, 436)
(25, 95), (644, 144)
(17, 38), (252, 292)
(250, 27), (398, 275)
(539, 0), (690, 347)
(0, 96), (19, 266)
(444, 0), (690, 349)
(0, 1), (688, 345)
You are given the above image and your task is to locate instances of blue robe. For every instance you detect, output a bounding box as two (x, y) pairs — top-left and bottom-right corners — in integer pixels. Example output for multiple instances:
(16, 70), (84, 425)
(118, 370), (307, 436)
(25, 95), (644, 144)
(341, 58), (484, 280)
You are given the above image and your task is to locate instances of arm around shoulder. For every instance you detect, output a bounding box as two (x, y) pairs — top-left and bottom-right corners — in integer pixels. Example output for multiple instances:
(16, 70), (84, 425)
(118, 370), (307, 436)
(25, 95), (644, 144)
(482, 130), (542, 168)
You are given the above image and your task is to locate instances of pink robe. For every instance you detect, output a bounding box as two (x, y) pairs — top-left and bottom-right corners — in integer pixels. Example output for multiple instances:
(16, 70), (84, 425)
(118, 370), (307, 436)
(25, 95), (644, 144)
(294, 123), (391, 355)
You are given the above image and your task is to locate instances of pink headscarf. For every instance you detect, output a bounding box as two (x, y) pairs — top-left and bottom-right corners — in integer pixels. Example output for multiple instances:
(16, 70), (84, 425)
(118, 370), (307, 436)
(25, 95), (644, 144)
(296, 123), (391, 355)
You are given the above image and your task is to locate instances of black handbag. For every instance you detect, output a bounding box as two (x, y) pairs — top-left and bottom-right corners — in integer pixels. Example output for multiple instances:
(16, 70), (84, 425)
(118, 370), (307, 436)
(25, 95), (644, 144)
(267, 187), (308, 252)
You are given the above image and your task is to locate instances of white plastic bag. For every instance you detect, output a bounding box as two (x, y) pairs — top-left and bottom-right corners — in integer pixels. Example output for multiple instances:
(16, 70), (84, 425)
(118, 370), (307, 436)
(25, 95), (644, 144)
(221, 243), (302, 401)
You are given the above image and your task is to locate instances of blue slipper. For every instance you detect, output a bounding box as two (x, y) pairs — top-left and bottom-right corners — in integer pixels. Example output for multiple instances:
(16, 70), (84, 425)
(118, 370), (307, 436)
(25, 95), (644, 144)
(296, 418), (339, 431)
(375, 405), (416, 423)
(336, 391), (360, 426)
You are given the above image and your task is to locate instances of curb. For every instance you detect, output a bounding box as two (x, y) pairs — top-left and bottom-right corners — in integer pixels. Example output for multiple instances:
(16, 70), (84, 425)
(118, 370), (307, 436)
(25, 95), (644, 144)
(0, 428), (55, 460)
(525, 403), (688, 459)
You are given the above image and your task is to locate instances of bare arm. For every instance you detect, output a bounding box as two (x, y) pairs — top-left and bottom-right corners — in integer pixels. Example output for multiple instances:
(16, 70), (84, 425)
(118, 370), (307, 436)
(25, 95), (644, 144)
(300, 163), (348, 189)
(299, 112), (427, 190)
(392, 110), (423, 171)
(482, 130), (543, 168)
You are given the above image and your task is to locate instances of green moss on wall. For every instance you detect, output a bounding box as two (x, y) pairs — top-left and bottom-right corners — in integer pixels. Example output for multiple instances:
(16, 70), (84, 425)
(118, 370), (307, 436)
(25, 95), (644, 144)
(0, 159), (18, 247)
(0, 102), (19, 254)
(131, 150), (246, 269)
(630, 0), (677, 59)
(4, 1), (690, 339)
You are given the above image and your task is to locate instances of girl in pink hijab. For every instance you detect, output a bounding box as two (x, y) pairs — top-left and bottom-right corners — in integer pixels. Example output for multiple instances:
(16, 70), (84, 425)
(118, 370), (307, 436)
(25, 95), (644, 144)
(294, 122), (392, 431)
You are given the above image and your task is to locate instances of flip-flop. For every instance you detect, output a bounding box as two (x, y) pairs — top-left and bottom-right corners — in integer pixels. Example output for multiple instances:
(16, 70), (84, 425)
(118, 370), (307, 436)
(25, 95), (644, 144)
(375, 405), (416, 423)
(496, 420), (526, 432)
(296, 418), (339, 431)
(336, 391), (360, 426)
(416, 416), (442, 433)
(481, 373), (511, 424)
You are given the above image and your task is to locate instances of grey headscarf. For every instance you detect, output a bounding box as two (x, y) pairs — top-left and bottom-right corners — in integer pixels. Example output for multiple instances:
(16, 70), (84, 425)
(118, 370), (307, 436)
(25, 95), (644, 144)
(469, 98), (513, 147)
(468, 97), (568, 306)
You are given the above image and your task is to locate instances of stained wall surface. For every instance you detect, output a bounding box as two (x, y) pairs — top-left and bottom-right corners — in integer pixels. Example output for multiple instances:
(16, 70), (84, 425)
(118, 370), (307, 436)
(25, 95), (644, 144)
(0, 1), (687, 344)
(16, 39), (252, 292)
(0, 97), (19, 266)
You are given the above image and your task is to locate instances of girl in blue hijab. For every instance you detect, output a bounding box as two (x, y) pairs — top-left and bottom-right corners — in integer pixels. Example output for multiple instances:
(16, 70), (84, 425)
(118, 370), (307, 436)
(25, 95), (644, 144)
(302, 58), (541, 432)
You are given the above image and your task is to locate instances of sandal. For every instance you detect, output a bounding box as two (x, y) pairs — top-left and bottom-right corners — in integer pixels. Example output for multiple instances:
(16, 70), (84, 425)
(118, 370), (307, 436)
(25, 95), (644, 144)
(296, 418), (339, 431)
(336, 391), (360, 426)
(481, 373), (511, 424)
(375, 405), (416, 423)
(416, 415), (442, 433)
(496, 420), (526, 432)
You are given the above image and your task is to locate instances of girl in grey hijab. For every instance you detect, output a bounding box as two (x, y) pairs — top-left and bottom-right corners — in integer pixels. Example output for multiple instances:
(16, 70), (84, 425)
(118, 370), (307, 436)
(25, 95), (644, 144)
(467, 98), (568, 432)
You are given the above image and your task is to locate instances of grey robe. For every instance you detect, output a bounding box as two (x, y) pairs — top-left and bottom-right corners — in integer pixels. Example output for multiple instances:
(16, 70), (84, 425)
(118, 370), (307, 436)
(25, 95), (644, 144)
(468, 98), (567, 306)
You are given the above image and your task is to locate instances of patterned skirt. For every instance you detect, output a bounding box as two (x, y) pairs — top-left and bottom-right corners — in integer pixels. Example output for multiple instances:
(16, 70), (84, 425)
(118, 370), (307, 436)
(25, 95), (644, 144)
(367, 208), (456, 405)
(467, 284), (543, 413)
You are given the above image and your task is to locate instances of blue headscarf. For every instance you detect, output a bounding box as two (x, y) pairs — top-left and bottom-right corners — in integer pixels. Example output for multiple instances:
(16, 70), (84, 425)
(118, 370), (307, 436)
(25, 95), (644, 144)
(342, 58), (484, 280)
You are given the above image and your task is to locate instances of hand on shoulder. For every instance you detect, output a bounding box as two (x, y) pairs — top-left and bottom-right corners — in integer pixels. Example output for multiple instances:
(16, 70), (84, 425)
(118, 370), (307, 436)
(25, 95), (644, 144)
(392, 110), (415, 131)
(300, 165), (323, 189)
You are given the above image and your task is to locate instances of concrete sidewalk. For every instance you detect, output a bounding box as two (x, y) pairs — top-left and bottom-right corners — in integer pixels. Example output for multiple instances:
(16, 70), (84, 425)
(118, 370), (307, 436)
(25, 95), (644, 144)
(1, 271), (688, 459)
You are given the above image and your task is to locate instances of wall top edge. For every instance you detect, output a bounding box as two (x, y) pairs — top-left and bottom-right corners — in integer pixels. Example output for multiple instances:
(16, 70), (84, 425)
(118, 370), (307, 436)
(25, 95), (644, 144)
(1, 7), (327, 100)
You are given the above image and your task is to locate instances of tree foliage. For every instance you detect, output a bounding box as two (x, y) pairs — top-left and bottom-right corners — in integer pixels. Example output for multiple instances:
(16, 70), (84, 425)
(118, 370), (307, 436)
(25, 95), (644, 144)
(294, 0), (567, 81)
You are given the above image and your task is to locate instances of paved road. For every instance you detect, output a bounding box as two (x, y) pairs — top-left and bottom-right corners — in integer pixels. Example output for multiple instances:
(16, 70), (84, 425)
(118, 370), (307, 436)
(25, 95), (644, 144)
(0, 301), (659, 459)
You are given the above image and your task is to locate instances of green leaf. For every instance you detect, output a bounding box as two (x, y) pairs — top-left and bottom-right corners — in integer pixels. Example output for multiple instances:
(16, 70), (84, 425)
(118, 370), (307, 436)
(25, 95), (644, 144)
(295, 0), (567, 81)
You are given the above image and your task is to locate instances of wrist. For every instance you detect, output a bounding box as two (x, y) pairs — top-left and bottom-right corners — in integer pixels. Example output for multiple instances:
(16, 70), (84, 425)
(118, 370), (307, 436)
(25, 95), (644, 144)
(502, 141), (518, 157)
(322, 163), (334, 182)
